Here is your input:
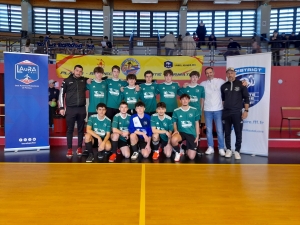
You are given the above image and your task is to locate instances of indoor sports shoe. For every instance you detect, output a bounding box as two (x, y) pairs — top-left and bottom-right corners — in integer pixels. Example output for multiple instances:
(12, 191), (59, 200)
(66, 149), (73, 157)
(109, 153), (117, 162)
(131, 152), (139, 160)
(152, 151), (159, 160)
(97, 151), (104, 160)
(86, 153), (94, 163)
(234, 151), (241, 160)
(174, 152), (181, 162)
(76, 147), (83, 156)
(205, 147), (214, 155)
(219, 149), (225, 156)
(82, 149), (89, 156)
(225, 149), (232, 158)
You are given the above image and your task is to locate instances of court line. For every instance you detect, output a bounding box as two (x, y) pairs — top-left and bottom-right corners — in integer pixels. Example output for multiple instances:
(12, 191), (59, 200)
(139, 164), (145, 225)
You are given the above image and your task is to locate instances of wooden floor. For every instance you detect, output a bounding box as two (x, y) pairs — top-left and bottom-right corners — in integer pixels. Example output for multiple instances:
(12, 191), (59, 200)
(0, 164), (299, 225)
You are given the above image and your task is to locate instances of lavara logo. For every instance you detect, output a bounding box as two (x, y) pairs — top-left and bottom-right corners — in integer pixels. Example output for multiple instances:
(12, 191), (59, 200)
(121, 58), (140, 76)
(15, 60), (39, 84)
(235, 66), (265, 107)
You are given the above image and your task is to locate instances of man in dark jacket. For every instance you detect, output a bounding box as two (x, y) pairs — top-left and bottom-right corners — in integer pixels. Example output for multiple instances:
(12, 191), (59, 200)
(221, 67), (249, 160)
(59, 65), (88, 157)
(207, 34), (217, 50)
(196, 20), (207, 48)
(269, 30), (282, 66)
(224, 38), (241, 60)
(48, 79), (59, 128)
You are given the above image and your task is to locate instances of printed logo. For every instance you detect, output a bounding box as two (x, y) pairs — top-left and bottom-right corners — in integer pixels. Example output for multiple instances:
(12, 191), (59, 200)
(190, 96), (198, 102)
(163, 91), (175, 98)
(121, 58), (141, 76)
(94, 91), (105, 98)
(144, 92), (154, 99)
(164, 61), (173, 68)
(181, 121), (192, 128)
(235, 67), (265, 107)
(15, 60), (39, 84)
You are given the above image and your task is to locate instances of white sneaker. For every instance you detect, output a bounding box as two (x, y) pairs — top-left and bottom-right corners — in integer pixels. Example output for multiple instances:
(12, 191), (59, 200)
(234, 151), (241, 160)
(180, 148), (185, 155)
(131, 152), (139, 160)
(205, 147), (214, 155)
(174, 152), (181, 162)
(225, 149), (232, 158)
(219, 149), (225, 156)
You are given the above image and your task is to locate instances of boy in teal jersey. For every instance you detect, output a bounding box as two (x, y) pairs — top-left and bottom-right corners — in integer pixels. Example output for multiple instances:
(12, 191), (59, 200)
(179, 70), (205, 115)
(157, 69), (180, 117)
(122, 74), (140, 115)
(139, 70), (158, 115)
(151, 102), (173, 160)
(171, 94), (200, 162)
(109, 102), (131, 162)
(85, 103), (111, 163)
(86, 66), (107, 118)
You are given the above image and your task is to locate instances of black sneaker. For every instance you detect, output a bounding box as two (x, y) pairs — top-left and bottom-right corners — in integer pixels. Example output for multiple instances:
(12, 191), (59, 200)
(86, 153), (94, 163)
(82, 149), (89, 156)
(97, 151), (104, 160)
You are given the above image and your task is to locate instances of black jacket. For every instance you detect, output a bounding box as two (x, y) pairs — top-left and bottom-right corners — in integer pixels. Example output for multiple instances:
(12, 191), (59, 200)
(221, 79), (249, 117)
(49, 87), (59, 102)
(269, 35), (282, 49)
(196, 25), (207, 38)
(227, 41), (241, 50)
(59, 74), (87, 109)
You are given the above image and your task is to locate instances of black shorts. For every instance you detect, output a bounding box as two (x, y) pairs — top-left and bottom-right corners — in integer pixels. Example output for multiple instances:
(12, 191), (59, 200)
(179, 132), (197, 151)
(106, 107), (119, 121)
(92, 136), (107, 148)
(118, 139), (129, 148)
(160, 139), (169, 148)
(138, 137), (147, 150)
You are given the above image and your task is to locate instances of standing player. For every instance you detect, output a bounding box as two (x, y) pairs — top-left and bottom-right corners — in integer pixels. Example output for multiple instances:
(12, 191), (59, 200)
(171, 94), (200, 162)
(151, 102), (173, 160)
(109, 102), (131, 162)
(122, 74), (140, 115)
(86, 66), (107, 118)
(157, 69), (180, 117)
(139, 70), (158, 115)
(84, 103), (111, 163)
(129, 101), (152, 160)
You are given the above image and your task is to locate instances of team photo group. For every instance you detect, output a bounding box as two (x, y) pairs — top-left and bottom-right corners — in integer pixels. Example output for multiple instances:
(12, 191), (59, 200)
(56, 64), (249, 163)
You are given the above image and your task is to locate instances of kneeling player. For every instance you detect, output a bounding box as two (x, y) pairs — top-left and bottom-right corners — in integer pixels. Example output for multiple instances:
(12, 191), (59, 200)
(171, 94), (200, 162)
(151, 102), (173, 160)
(129, 101), (152, 160)
(85, 103), (111, 162)
(110, 102), (131, 162)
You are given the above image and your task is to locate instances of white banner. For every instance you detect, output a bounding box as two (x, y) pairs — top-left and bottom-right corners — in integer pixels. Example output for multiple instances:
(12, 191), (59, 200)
(227, 53), (271, 156)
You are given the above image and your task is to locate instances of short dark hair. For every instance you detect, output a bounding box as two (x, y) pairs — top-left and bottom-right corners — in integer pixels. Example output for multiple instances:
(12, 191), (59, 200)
(189, 71), (200, 77)
(135, 101), (145, 108)
(144, 70), (153, 77)
(104, 36), (108, 39)
(94, 66), (104, 74)
(59, 36), (64, 39)
(156, 102), (166, 109)
(164, 69), (173, 76)
(74, 65), (83, 70)
(112, 65), (120, 72)
(119, 101), (128, 107)
(180, 94), (190, 100)
(126, 74), (137, 80)
(46, 31), (51, 35)
(96, 103), (107, 110)
(205, 67), (214, 73)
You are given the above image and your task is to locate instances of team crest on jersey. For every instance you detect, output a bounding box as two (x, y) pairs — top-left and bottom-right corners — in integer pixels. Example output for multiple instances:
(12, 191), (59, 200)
(121, 58), (141, 76)
(189, 113), (193, 117)
(163, 122), (167, 127)
(15, 60), (39, 84)
(143, 121), (148, 125)
(235, 66), (265, 107)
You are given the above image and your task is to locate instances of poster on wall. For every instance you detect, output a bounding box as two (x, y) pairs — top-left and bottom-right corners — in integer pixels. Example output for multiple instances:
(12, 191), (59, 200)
(227, 52), (272, 156)
(56, 54), (204, 80)
(4, 52), (49, 151)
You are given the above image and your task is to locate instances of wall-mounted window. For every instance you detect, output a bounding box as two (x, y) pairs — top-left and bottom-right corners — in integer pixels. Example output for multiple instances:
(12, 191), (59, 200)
(270, 7), (299, 35)
(0, 4), (22, 33)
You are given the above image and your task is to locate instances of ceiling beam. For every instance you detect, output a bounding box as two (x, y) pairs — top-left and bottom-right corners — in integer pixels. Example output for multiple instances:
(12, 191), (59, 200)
(182, 0), (188, 6)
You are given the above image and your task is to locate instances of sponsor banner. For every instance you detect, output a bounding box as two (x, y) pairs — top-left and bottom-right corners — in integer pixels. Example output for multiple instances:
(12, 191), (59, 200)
(56, 54), (203, 80)
(4, 52), (49, 151)
(227, 53), (272, 156)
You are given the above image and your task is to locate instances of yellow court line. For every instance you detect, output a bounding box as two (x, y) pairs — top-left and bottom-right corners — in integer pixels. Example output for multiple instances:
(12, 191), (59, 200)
(139, 164), (145, 225)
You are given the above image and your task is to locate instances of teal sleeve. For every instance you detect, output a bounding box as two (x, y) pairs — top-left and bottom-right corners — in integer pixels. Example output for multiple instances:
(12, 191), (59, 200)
(112, 116), (118, 129)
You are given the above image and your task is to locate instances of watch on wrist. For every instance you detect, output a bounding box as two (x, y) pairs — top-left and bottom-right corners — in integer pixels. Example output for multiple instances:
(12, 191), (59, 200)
(245, 110), (249, 112)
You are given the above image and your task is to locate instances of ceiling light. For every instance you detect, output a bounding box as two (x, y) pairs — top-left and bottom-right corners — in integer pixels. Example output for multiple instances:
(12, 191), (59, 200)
(49, 0), (76, 2)
(214, 0), (241, 4)
(132, 0), (158, 3)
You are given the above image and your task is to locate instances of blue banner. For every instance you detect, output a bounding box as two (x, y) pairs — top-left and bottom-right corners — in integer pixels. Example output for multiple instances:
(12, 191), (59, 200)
(4, 53), (49, 151)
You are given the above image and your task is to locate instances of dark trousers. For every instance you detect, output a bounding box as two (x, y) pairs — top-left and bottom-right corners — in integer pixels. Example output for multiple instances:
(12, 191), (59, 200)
(49, 106), (57, 126)
(223, 113), (243, 152)
(65, 106), (86, 149)
(272, 49), (280, 66)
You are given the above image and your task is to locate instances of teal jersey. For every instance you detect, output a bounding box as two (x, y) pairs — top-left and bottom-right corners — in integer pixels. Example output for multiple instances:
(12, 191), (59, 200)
(157, 82), (180, 112)
(178, 85), (205, 114)
(106, 78), (127, 109)
(122, 86), (140, 110)
(172, 106), (200, 138)
(86, 80), (107, 113)
(112, 113), (131, 142)
(139, 83), (158, 113)
(151, 113), (173, 141)
(87, 114), (111, 139)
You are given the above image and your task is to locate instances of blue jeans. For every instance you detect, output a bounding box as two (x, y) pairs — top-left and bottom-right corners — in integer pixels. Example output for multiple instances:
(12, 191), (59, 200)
(204, 110), (224, 149)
